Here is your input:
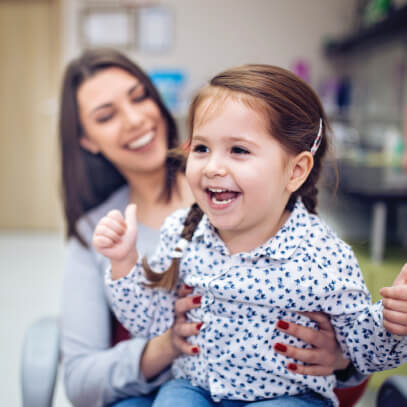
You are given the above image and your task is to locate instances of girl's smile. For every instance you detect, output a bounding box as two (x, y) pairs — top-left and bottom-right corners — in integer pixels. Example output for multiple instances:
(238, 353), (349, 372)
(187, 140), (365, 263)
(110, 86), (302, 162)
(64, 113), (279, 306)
(205, 186), (242, 209)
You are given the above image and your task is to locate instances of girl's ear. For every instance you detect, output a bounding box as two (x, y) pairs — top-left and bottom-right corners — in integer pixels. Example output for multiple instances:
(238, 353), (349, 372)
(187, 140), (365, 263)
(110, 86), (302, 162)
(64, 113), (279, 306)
(79, 136), (100, 154)
(287, 151), (314, 193)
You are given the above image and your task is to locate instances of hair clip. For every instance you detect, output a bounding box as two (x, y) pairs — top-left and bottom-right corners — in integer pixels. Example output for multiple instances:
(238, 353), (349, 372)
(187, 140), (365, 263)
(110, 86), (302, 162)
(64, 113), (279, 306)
(171, 238), (190, 258)
(310, 118), (323, 156)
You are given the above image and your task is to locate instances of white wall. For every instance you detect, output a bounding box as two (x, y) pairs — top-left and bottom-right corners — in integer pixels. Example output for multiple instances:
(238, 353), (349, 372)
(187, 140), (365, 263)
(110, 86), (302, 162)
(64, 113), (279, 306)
(62, 0), (357, 106)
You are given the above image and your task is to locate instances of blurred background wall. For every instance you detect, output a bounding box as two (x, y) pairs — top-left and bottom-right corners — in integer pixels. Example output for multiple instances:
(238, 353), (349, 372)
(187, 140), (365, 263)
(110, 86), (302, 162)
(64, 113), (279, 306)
(0, 0), (357, 232)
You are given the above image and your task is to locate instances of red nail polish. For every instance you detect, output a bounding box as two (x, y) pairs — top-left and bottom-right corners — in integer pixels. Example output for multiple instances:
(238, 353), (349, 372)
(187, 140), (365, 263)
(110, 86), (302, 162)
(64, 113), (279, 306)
(192, 346), (200, 354)
(277, 320), (289, 330)
(196, 322), (203, 331)
(184, 284), (193, 290)
(288, 363), (297, 371)
(274, 343), (287, 352)
(192, 296), (202, 304)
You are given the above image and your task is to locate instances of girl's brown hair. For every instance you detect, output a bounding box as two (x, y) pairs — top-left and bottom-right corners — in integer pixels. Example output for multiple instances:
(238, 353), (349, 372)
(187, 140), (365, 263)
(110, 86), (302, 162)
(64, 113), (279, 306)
(145, 64), (330, 290)
(59, 48), (183, 246)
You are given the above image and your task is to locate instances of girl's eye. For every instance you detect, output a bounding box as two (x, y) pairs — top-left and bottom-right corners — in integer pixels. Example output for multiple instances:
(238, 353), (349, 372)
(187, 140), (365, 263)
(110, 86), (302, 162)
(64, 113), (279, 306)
(131, 87), (149, 103)
(231, 146), (250, 155)
(192, 144), (209, 153)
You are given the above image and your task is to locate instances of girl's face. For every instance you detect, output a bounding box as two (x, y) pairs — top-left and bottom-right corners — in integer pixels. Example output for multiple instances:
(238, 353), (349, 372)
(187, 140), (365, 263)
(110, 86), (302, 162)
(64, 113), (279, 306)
(186, 97), (302, 252)
(77, 67), (168, 178)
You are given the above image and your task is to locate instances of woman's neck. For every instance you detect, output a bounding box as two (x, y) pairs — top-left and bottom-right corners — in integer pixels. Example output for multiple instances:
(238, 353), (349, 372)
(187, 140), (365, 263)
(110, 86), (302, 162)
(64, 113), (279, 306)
(127, 169), (194, 229)
(127, 168), (167, 207)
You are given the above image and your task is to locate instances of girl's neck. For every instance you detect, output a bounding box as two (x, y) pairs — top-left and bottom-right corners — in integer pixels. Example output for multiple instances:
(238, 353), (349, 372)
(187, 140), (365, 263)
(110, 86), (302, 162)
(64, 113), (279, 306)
(221, 209), (291, 255)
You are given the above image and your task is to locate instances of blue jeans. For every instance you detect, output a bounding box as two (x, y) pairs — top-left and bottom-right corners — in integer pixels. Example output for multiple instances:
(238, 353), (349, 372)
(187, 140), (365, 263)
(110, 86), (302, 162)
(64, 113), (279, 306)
(110, 390), (157, 407)
(152, 379), (330, 407)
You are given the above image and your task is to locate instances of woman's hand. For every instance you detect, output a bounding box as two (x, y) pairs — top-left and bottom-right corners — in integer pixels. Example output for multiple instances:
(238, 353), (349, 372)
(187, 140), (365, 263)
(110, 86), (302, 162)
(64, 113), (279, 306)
(274, 312), (349, 375)
(171, 284), (203, 356)
(380, 263), (407, 336)
(140, 284), (202, 379)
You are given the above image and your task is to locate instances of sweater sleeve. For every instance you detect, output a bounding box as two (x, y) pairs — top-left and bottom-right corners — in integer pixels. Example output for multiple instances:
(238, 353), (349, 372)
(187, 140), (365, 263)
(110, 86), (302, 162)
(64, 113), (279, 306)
(106, 211), (184, 338)
(62, 237), (171, 407)
(326, 246), (407, 374)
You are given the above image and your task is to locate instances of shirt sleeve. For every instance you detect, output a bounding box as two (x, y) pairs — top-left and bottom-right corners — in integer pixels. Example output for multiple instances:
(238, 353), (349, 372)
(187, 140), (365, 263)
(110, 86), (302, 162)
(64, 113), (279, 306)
(327, 246), (407, 374)
(334, 363), (369, 388)
(62, 237), (171, 407)
(106, 211), (183, 339)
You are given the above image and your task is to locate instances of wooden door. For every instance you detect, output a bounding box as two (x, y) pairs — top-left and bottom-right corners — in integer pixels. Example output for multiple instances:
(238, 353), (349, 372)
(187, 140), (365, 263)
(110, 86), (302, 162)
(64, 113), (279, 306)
(0, 0), (62, 230)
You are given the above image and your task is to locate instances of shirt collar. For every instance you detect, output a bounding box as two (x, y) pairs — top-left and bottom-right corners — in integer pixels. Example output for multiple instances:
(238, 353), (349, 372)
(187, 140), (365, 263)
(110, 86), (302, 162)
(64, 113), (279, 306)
(191, 199), (311, 260)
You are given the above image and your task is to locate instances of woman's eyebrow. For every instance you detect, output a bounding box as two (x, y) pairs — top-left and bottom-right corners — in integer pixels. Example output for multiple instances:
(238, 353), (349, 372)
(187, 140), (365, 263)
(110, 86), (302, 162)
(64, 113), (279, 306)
(127, 83), (142, 96)
(90, 102), (112, 115)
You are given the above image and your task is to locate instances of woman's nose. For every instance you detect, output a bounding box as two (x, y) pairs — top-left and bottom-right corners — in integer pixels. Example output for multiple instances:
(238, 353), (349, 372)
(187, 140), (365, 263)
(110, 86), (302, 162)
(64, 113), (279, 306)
(121, 103), (145, 130)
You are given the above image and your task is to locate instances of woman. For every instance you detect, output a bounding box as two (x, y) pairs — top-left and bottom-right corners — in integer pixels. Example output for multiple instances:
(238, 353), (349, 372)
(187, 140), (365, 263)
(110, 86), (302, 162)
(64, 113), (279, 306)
(59, 48), (366, 407)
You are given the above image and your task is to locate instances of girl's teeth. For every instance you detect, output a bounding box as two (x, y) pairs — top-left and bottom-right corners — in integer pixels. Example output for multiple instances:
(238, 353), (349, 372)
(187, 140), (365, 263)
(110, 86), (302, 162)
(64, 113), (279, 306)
(211, 196), (233, 205)
(128, 132), (153, 149)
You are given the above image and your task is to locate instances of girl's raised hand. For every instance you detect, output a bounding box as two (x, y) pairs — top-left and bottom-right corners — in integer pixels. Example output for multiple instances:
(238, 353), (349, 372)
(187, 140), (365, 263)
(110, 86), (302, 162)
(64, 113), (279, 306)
(93, 204), (139, 278)
(380, 263), (407, 336)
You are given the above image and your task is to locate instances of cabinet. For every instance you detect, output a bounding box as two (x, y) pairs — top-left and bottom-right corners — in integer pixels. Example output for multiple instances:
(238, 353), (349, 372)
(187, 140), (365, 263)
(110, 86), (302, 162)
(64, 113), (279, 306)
(323, 4), (407, 56)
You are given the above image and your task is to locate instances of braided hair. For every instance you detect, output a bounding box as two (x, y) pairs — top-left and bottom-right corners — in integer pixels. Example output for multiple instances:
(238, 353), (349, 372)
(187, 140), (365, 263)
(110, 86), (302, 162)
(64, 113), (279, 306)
(143, 203), (204, 290)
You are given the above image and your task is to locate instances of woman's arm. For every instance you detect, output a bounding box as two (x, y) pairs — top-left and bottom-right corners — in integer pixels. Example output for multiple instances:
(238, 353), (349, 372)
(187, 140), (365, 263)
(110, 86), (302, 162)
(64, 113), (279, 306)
(62, 238), (171, 407)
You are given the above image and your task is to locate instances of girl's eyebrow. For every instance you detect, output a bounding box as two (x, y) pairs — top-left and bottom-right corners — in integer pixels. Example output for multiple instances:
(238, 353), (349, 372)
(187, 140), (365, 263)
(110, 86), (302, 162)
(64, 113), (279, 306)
(192, 133), (259, 147)
(90, 84), (141, 115)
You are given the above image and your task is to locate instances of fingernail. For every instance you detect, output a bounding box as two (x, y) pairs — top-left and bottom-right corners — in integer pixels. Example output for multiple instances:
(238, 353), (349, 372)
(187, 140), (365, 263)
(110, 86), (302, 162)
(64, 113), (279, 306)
(196, 322), (203, 331)
(277, 320), (289, 330)
(192, 296), (202, 305)
(184, 284), (193, 290)
(287, 363), (297, 371)
(274, 343), (287, 352)
(192, 346), (200, 354)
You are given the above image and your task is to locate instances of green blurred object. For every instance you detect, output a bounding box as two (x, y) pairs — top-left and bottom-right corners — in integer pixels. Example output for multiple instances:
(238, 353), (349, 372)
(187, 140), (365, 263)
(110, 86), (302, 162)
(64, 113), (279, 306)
(351, 241), (407, 388)
(362, 0), (393, 26)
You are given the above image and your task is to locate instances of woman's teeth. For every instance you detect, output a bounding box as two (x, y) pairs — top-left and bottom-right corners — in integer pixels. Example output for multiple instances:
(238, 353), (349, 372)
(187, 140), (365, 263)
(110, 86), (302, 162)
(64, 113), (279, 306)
(128, 131), (154, 149)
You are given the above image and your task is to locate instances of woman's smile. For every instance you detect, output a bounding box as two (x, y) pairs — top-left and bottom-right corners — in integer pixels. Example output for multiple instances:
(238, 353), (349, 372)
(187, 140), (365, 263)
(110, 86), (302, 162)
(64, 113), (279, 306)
(125, 129), (156, 151)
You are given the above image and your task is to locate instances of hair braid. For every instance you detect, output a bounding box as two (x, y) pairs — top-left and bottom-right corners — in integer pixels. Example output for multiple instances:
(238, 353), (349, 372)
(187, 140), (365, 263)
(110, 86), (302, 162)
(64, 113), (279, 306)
(143, 204), (204, 290)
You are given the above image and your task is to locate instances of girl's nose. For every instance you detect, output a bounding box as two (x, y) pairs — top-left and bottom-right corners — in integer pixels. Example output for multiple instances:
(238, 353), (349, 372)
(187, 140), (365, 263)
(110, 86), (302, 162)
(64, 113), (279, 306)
(203, 156), (227, 178)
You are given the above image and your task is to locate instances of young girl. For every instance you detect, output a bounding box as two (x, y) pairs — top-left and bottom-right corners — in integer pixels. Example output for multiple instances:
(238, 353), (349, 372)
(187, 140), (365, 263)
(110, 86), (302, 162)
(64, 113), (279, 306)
(94, 65), (407, 407)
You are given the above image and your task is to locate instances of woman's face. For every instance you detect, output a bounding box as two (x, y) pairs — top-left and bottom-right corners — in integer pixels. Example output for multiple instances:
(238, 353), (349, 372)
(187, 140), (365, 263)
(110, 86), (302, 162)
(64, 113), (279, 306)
(77, 67), (168, 178)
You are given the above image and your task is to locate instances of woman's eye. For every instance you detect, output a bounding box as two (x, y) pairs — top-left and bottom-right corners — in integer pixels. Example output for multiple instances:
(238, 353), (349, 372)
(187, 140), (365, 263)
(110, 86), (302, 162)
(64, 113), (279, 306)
(131, 87), (149, 103)
(231, 146), (250, 155)
(192, 144), (209, 153)
(96, 114), (114, 123)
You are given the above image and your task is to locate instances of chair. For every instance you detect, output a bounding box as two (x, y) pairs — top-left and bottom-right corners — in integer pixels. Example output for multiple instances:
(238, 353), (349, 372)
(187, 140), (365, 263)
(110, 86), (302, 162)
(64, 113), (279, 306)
(21, 316), (60, 407)
(376, 376), (407, 406)
(20, 315), (368, 407)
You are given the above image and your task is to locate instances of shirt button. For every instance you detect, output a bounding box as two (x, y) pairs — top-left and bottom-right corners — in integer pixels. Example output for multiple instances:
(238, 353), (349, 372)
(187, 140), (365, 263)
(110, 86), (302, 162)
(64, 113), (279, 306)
(207, 294), (214, 304)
